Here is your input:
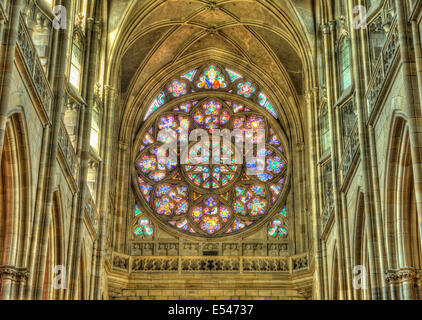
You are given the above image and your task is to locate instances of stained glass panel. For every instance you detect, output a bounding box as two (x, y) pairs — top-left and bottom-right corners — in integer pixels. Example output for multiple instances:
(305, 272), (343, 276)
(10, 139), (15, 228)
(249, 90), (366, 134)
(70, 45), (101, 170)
(181, 69), (198, 82)
(258, 92), (278, 119)
(135, 65), (287, 237)
(168, 80), (187, 98)
(144, 91), (166, 120)
(226, 69), (243, 82)
(197, 65), (227, 90)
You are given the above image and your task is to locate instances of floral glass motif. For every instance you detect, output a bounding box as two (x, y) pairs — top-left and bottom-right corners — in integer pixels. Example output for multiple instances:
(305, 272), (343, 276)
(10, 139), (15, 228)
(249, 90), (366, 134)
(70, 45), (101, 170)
(268, 219), (287, 238)
(168, 80), (187, 98)
(237, 82), (256, 98)
(136, 93), (287, 237)
(193, 100), (231, 133)
(154, 183), (189, 216)
(138, 146), (177, 182)
(268, 206), (288, 238)
(134, 218), (154, 237)
(134, 206), (154, 237)
(233, 185), (267, 217)
(191, 197), (231, 234)
(197, 65), (227, 90)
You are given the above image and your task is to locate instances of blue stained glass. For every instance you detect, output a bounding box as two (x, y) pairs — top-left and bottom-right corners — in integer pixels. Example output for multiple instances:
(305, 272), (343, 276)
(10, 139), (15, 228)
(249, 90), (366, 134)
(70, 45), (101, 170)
(205, 196), (217, 207)
(257, 173), (272, 182)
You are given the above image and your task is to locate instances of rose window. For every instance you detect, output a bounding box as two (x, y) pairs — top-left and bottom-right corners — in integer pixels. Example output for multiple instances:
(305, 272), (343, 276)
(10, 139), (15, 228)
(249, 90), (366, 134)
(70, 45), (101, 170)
(134, 65), (288, 237)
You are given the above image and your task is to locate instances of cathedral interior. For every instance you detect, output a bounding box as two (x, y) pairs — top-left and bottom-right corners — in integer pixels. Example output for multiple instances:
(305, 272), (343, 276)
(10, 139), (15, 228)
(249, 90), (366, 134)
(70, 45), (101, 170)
(0, 0), (421, 300)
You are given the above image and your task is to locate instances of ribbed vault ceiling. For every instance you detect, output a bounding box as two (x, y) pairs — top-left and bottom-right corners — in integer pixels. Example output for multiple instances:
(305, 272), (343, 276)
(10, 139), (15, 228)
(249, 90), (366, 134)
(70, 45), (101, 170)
(110, 0), (313, 98)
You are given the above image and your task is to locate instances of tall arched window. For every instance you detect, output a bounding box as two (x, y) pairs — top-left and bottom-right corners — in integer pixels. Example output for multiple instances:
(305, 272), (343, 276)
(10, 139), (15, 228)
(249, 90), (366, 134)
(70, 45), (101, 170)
(134, 64), (288, 238)
(320, 104), (331, 155)
(69, 34), (83, 90)
(339, 38), (352, 92)
(90, 105), (100, 151)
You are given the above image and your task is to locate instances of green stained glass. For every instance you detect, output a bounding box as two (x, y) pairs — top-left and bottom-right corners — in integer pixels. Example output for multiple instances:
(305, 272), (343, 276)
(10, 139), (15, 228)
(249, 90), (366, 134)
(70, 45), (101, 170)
(226, 69), (243, 82)
(182, 69), (198, 82)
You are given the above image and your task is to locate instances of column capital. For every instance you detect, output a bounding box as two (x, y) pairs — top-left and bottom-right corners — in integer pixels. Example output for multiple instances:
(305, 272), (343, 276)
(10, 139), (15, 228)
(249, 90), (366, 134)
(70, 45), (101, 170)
(0, 265), (30, 282)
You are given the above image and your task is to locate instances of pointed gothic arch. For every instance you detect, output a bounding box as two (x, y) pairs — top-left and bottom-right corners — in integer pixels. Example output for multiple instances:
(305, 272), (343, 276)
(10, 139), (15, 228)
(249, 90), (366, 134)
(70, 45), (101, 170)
(351, 191), (367, 300)
(0, 111), (32, 299)
(384, 114), (422, 299)
(330, 244), (340, 300)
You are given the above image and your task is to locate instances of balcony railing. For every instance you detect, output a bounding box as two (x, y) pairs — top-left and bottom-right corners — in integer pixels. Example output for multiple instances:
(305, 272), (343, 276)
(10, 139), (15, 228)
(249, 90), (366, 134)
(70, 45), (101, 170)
(366, 20), (399, 117)
(17, 15), (52, 115)
(84, 187), (99, 232)
(110, 252), (310, 274)
(58, 120), (80, 183)
(339, 122), (359, 181)
(322, 188), (334, 230)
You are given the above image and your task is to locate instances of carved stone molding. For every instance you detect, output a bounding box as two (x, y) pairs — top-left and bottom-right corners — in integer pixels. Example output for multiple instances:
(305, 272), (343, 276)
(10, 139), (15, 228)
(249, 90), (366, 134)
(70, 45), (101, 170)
(112, 255), (129, 271)
(206, 26), (218, 35)
(320, 24), (330, 35)
(130, 240), (288, 257)
(292, 255), (309, 271)
(297, 286), (313, 299)
(206, 0), (219, 11)
(0, 265), (30, 282)
(385, 268), (422, 285)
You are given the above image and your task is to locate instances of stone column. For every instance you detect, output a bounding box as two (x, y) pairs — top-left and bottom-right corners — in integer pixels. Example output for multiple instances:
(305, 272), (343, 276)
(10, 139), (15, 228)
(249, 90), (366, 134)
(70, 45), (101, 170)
(307, 87), (325, 299)
(347, 0), (383, 299)
(92, 85), (116, 299)
(321, 21), (348, 299)
(386, 268), (421, 300)
(0, 265), (29, 299)
(25, 0), (72, 300)
(66, 15), (101, 300)
(113, 140), (130, 252)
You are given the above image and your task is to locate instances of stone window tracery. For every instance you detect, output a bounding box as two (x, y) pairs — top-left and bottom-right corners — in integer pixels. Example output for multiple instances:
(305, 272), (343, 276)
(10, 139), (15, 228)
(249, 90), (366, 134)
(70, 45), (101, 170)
(144, 64), (278, 121)
(134, 64), (288, 238)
